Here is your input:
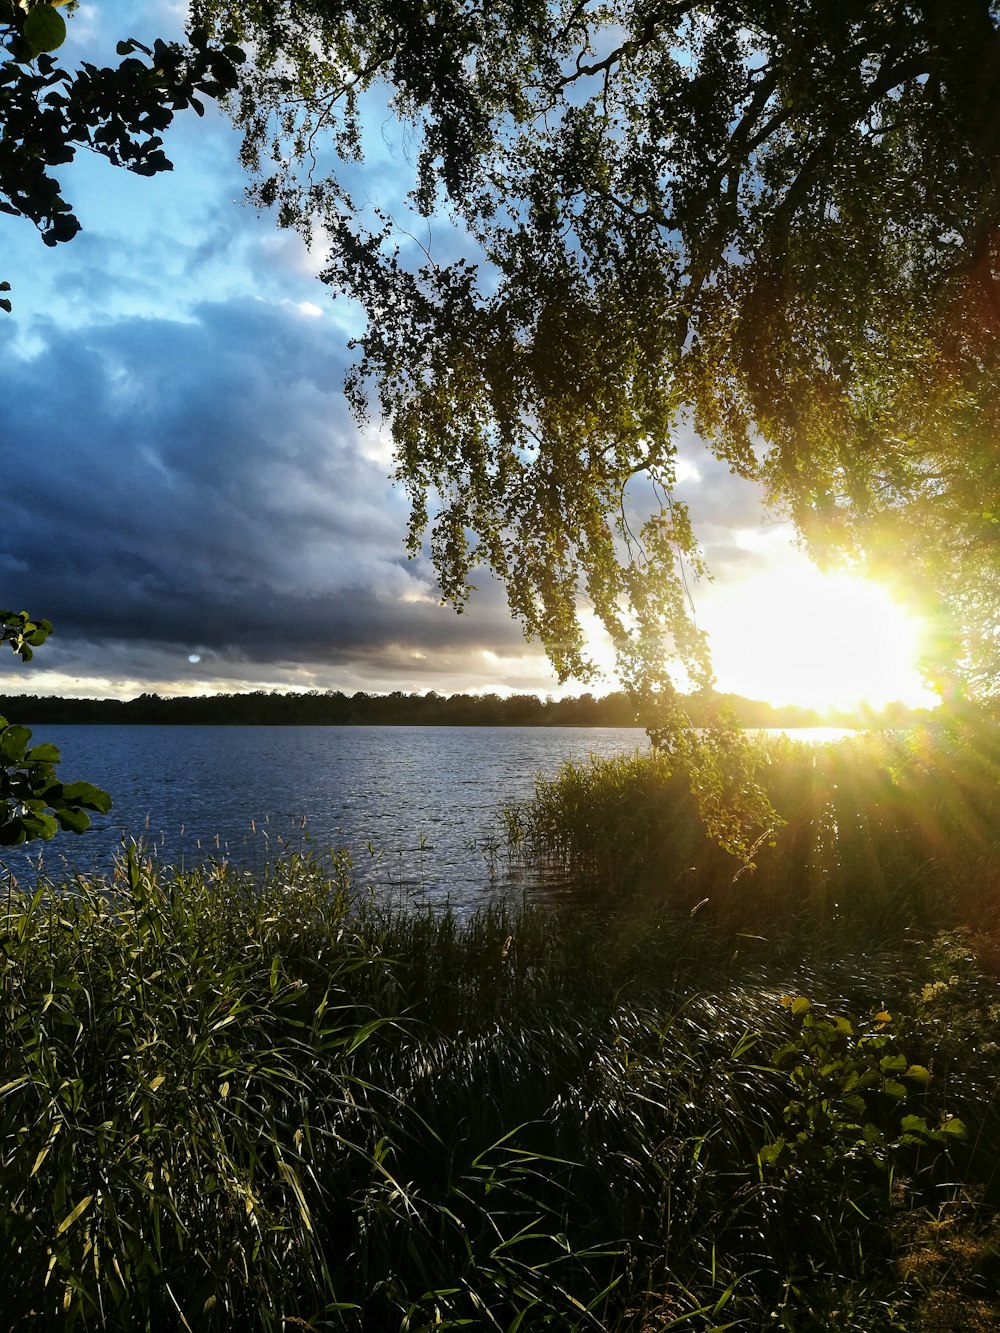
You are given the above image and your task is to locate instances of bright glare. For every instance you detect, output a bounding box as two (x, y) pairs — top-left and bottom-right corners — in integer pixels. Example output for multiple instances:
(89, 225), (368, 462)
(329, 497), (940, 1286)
(703, 568), (937, 711)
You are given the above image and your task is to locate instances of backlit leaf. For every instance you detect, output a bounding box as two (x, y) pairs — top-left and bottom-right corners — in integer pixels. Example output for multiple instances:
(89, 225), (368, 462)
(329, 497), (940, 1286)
(24, 5), (66, 55)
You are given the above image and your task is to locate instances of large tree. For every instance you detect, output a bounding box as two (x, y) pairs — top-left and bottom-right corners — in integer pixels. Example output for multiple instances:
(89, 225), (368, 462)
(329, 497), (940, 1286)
(193, 0), (1000, 717)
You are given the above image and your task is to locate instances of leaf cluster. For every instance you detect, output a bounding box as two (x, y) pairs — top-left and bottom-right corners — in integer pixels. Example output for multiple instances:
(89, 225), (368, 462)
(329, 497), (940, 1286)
(0, 713), (110, 843)
(762, 997), (963, 1180)
(0, 6), (244, 290)
(0, 613), (112, 843)
(0, 607), (51, 662)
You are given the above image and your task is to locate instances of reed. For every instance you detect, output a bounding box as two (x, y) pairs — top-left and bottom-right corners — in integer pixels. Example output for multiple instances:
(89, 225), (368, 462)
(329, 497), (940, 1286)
(2, 803), (999, 1327)
(500, 714), (1000, 946)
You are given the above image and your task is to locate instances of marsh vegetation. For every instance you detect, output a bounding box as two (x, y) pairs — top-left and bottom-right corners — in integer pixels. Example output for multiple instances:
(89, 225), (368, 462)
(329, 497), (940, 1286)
(3, 719), (1000, 1330)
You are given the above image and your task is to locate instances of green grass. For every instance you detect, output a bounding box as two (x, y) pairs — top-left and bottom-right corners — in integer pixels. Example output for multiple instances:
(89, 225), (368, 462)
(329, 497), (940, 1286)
(4, 716), (1000, 1329)
(499, 713), (1000, 945)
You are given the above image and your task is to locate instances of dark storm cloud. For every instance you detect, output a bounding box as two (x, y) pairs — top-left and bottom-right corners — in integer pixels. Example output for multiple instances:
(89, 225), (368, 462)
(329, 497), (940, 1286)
(0, 297), (529, 683)
(0, 0), (784, 699)
(0, 292), (779, 696)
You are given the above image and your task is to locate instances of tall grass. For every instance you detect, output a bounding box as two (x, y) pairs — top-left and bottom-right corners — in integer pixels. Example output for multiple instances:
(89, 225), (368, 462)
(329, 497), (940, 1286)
(500, 714), (1000, 945)
(4, 834), (1000, 1329)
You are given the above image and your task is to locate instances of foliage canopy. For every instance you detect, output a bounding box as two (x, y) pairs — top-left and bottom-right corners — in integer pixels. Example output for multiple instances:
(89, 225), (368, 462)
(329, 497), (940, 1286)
(195, 0), (1000, 706)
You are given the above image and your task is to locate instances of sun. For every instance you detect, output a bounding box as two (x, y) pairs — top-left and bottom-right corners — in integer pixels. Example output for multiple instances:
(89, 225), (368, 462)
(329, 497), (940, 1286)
(702, 567), (938, 711)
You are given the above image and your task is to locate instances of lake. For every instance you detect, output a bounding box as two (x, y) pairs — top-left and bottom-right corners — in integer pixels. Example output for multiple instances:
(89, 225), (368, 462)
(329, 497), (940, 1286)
(9, 725), (653, 908)
(7, 724), (856, 908)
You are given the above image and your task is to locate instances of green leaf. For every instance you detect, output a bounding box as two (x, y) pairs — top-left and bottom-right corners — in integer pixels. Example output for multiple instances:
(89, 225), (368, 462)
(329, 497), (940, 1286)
(940, 1117), (967, 1138)
(59, 781), (112, 813)
(900, 1114), (930, 1136)
(903, 1064), (931, 1085)
(344, 1016), (394, 1054)
(24, 5), (67, 55)
(25, 743), (60, 764)
(23, 812), (59, 839)
(54, 807), (91, 834)
(771, 1041), (798, 1068)
(758, 1138), (786, 1167)
(883, 1079), (908, 1100)
(56, 1194), (93, 1235)
(879, 1054), (907, 1075)
(1, 726), (31, 762)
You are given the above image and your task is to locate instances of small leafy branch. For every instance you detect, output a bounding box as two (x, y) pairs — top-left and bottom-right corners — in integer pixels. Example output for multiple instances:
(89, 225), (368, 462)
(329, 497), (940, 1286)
(0, 608), (52, 662)
(0, 610), (111, 843)
(0, 716), (110, 842)
(0, 1), (245, 303)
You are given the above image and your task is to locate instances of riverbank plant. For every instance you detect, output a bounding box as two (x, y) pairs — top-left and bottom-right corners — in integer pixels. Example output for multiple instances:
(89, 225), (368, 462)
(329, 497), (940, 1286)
(500, 712), (1000, 948)
(3, 832), (1000, 1329)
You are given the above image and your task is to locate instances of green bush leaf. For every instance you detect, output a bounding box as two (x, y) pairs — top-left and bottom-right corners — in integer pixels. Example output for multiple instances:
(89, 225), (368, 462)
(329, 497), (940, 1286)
(903, 1064), (931, 1085)
(940, 1117), (967, 1138)
(54, 807), (91, 834)
(60, 781), (112, 813)
(1, 726), (31, 762)
(25, 743), (60, 764)
(758, 1138), (786, 1168)
(24, 5), (67, 55)
(879, 1054), (907, 1075)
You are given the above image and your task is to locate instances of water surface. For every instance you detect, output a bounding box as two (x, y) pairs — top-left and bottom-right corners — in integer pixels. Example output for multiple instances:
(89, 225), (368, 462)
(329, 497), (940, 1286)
(12, 725), (649, 908)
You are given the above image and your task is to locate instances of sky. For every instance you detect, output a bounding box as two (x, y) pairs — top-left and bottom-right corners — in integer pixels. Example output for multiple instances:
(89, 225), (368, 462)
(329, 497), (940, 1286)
(0, 1), (938, 711)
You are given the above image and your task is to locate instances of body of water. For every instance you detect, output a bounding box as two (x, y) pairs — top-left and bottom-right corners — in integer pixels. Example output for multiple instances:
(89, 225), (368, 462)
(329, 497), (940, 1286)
(9, 724), (858, 908)
(12, 725), (651, 908)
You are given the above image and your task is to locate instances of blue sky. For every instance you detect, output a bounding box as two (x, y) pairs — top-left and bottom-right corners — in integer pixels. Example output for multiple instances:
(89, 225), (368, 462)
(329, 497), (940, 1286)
(0, 1), (934, 709)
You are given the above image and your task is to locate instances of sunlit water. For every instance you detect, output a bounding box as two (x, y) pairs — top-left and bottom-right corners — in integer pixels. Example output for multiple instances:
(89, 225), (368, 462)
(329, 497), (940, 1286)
(6, 724), (857, 909)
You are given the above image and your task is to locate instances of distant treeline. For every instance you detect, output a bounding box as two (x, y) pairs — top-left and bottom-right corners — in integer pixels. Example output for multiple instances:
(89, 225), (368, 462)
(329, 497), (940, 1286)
(0, 689), (933, 728)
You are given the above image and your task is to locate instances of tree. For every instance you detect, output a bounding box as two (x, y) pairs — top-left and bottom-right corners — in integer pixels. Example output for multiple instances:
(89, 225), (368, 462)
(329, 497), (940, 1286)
(0, 2), (244, 841)
(193, 0), (1000, 716)
(1, 0), (245, 301)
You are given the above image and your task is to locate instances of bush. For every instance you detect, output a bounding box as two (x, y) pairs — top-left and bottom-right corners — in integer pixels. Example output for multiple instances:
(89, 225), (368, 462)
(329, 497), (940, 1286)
(501, 716), (1000, 944)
